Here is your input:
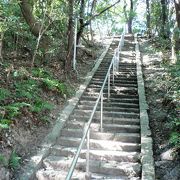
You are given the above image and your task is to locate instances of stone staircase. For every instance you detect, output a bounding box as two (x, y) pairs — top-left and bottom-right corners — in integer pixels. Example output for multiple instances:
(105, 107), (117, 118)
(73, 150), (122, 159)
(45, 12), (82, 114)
(36, 35), (142, 180)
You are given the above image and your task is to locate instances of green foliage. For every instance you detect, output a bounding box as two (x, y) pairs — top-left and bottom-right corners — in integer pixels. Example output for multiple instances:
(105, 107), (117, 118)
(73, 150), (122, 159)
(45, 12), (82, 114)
(170, 132), (180, 149)
(0, 88), (11, 101)
(0, 154), (8, 167)
(43, 78), (67, 95)
(4, 102), (31, 119)
(31, 100), (53, 113)
(0, 119), (12, 129)
(15, 80), (39, 99)
(32, 68), (51, 78)
(9, 151), (21, 170)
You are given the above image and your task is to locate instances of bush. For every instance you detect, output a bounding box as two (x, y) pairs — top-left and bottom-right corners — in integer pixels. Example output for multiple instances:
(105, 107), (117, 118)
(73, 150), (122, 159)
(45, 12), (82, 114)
(0, 88), (11, 101)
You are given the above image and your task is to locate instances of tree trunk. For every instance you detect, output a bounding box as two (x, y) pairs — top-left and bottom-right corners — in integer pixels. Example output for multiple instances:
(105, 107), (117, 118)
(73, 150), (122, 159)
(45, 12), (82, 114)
(77, 0), (121, 43)
(19, 0), (50, 66)
(172, 0), (180, 63)
(77, 0), (85, 45)
(19, 0), (41, 37)
(160, 0), (169, 38)
(66, 0), (74, 72)
(0, 33), (4, 61)
(128, 0), (133, 33)
(146, 0), (151, 37)
(174, 0), (180, 28)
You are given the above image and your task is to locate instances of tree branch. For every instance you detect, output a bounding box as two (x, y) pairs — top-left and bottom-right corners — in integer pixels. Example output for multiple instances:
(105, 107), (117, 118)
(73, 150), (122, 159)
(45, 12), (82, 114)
(84, 0), (121, 27)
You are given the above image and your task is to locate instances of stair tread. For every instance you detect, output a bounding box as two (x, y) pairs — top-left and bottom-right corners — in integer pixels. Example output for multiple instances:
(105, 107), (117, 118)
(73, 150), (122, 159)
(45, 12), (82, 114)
(43, 156), (141, 176)
(70, 114), (140, 122)
(61, 128), (140, 137)
(58, 136), (140, 146)
(66, 121), (140, 129)
(51, 145), (140, 157)
(36, 169), (140, 180)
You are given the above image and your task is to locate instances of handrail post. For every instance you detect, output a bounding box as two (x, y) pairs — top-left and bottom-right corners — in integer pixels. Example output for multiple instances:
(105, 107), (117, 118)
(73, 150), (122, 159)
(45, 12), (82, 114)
(86, 128), (90, 176)
(108, 71), (110, 100)
(113, 57), (115, 85)
(100, 93), (103, 132)
(73, 17), (78, 71)
(117, 48), (120, 72)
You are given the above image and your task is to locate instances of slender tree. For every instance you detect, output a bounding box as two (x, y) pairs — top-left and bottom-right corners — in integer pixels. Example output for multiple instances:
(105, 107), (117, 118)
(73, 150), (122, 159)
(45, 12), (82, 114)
(76, 0), (121, 43)
(146, 0), (151, 37)
(172, 0), (180, 63)
(174, 0), (180, 28)
(123, 0), (135, 33)
(66, 0), (74, 72)
(128, 0), (133, 33)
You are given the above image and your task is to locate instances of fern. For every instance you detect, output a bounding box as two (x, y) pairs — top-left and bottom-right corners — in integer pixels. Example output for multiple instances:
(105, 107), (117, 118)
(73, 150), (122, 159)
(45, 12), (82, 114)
(170, 132), (180, 149)
(32, 68), (51, 78)
(31, 100), (54, 113)
(15, 80), (39, 99)
(43, 78), (67, 95)
(9, 151), (21, 169)
(4, 102), (31, 119)
(0, 88), (11, 101)
(0, 119), (12, 129)
(0, 154), (8, 167)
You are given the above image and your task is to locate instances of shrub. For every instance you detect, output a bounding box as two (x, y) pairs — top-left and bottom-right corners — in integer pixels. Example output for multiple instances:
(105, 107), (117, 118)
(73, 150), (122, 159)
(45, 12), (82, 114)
(9, 151), (21, 170)
(0, 88), (11, 101)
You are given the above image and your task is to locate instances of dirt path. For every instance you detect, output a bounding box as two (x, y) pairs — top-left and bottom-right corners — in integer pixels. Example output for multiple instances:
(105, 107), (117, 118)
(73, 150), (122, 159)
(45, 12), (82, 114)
(140, 38), (180, 180)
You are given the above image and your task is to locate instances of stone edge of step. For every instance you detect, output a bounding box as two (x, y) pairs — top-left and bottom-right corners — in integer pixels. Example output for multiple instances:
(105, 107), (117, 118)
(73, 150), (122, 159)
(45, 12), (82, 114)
(18, 38), (113, 180)
(135, 35), (155, 180)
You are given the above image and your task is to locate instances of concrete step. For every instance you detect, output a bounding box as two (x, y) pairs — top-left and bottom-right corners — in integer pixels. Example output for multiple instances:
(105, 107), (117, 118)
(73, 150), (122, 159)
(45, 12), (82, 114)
(92, 77), (137, 82)
(36, 169), (85, 180)
(70, 114), (140, 125)
(79, 100), (139, 108)
(77, 104), (139, 113)
(90, 173), (140, 180)
(91, 79), (137, 84)
(72, 109), (139, 119)
(36, 169), (140, 180)
(60, 129), (140, 143)
(93, 74), (137, 79)
(83, 92), (138, 99)
(57, 137), (140, 151)
(88, 83), (137, 88)
(51, 146), (140, 163)
(85, 87), (138, 94)
(81, 96), (139, 104)
(42, 156), (141, 177)
(95, 69), (136, 73)
(65, 121), (140, 133)
(94, 74), (137, 78)
(37, 169), (140, 180)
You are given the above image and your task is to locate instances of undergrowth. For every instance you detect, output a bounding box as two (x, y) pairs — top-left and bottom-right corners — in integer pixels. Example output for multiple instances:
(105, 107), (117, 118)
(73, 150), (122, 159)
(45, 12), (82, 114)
(155, 61), (180, 150)
(0, 67), (73, 129)
(0, 151), (21, 170)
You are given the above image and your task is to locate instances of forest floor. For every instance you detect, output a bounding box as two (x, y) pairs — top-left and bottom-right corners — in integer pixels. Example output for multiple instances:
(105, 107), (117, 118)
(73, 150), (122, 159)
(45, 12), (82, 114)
(0, 40), (105, 179)
(140, 38), (180, 180)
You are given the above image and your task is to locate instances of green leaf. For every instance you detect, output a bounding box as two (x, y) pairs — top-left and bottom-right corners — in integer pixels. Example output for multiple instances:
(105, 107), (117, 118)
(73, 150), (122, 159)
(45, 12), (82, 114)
(0, 88), (11, 101)
(9, 151), (21, 169)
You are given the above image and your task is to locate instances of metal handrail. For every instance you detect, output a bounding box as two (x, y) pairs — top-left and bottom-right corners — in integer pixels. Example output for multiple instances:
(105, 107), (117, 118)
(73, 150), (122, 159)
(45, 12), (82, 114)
(66, 32), (125, 180)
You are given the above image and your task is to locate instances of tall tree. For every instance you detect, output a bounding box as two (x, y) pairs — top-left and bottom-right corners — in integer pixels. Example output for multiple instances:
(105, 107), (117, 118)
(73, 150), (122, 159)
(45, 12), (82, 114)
(172, 0), (180, 63)
(174, 0), (180, 28)
(66, 0), (74, 72)
(128, 0), (133, 33)
(19, 0), (42, 37)
(123, 0), (135, 33)
(146, 0), (151, 37)
(160, 0), (169, 38)
(76, 0), (121, 44)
